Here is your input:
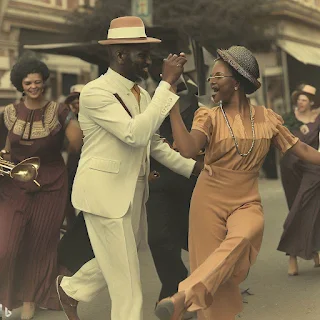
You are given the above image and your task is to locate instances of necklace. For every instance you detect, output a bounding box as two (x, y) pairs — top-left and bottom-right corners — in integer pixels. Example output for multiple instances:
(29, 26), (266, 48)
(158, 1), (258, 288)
(219, 100), (256, 157)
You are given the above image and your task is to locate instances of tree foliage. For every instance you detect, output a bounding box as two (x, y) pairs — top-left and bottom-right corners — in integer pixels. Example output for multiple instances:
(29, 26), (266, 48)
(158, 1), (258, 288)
(66, 0), (274, 53)
(154, 0), (274, 52)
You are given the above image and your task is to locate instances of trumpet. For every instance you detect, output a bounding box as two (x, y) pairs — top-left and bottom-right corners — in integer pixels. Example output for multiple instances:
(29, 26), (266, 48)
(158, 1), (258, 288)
(0, 156), (41, 186)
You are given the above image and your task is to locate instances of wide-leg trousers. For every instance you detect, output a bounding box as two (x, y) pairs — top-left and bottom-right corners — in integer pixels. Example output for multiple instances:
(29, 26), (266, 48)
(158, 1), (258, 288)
(61, 179), (147, 320)
(179, 166), (264, 320)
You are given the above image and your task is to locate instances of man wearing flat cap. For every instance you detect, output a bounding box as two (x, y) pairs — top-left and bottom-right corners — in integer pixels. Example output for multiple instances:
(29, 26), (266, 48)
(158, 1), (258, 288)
(56, 16), (200, 320)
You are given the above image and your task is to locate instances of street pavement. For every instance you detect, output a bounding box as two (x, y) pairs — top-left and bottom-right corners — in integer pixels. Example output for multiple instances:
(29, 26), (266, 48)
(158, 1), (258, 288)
(5, 178), (320, 320)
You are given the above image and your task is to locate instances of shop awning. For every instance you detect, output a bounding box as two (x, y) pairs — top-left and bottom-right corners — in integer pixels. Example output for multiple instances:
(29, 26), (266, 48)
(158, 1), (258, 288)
(23, 41), (108, 67)
(23, 26), (189, 70)
(277, 39), (320, 67)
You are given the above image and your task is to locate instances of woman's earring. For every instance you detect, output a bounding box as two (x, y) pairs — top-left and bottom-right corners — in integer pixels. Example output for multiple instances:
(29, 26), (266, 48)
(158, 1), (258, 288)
(235, 87), (238, 91)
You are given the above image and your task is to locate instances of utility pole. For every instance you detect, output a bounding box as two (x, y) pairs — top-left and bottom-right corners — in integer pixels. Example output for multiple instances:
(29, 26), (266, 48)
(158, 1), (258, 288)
(131, 0), (153, 26)
(191, 39), (206, 96)
(131, 0), (206, 96)
(0, 0), (10, 30)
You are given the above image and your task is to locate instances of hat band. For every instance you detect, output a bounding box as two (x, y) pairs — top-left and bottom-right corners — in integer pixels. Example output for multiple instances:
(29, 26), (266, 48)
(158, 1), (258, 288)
(108, 27), (147, 39)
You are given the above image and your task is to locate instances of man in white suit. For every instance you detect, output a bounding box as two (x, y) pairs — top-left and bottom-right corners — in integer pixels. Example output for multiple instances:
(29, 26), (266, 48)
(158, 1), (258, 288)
(56, 16), (199, 320)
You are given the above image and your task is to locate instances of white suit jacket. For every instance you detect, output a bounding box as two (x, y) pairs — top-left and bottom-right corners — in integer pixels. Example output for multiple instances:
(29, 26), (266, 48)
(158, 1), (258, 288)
(72, 68), (196, 219)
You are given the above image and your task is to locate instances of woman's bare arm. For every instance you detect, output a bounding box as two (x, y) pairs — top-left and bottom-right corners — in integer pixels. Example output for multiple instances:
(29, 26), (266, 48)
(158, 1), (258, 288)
(289, 140), (320, 165)
(169, 104), (207, 159)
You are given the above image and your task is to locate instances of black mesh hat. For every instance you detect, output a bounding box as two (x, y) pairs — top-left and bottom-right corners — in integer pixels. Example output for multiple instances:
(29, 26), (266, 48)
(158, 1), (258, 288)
(217, 46), (261, 93)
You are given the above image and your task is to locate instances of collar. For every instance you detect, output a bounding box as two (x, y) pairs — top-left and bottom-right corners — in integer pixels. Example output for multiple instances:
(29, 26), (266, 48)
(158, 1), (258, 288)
(105, 68), (135, 91)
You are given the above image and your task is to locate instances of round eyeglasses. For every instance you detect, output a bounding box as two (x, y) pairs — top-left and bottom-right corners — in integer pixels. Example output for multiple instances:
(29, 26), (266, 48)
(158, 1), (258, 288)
(207, 75), (233, 82)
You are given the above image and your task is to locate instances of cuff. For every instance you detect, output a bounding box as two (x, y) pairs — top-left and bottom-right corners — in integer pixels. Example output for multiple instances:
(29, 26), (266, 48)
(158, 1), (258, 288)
(185, 158), (197, 178)
(159, 81), (171, 90)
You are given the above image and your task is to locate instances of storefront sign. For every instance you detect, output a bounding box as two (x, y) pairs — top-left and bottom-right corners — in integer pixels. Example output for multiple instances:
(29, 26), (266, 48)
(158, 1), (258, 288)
(131, 0), (153, 26)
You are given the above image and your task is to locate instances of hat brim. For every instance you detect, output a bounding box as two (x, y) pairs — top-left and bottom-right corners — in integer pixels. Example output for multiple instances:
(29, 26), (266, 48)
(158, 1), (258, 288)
(217, 49), (261, 92)
(98, 37), (161, 45)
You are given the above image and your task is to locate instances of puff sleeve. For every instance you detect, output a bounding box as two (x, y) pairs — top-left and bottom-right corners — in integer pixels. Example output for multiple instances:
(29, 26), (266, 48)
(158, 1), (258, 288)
(267, 109), (299, 153)
(3, 104), (16, 130)
(191, 107), (213, 143)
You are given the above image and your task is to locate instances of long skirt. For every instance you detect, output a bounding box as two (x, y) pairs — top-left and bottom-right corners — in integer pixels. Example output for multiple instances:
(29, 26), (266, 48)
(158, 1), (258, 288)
(0, 173), (68, 310)
(278, 154), (320, 259)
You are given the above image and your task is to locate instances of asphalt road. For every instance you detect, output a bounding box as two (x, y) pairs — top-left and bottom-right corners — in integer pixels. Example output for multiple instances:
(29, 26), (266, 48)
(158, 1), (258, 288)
(4, 179), (320, 320)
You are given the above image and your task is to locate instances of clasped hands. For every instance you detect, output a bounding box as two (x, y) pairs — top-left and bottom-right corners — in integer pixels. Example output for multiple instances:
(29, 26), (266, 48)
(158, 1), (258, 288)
(161, 52), (187, 92)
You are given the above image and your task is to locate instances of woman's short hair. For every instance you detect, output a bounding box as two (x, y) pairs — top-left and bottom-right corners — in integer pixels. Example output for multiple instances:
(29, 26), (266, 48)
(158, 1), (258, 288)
(230, 67), (257, 95)
(10, 57), (50, 92)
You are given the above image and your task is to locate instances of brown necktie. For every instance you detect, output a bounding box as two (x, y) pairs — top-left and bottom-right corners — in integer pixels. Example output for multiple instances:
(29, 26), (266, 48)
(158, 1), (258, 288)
(131, 84), (141, 105)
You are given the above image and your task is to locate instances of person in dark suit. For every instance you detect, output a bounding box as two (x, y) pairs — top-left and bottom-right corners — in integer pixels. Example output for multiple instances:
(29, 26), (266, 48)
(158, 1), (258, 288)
(144, 56), (202, 309)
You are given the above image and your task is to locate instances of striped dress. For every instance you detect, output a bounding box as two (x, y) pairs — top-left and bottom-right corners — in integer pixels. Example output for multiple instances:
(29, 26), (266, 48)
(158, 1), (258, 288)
(0, 101), (72, 310)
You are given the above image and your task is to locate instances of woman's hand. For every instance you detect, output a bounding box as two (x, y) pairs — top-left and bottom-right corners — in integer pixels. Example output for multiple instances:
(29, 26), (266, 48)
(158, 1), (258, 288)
(0, 152), (11, 162)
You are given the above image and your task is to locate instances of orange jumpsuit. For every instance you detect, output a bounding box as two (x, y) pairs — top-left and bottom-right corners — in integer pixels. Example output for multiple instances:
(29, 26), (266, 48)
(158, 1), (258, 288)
(178, 106), (299, 320)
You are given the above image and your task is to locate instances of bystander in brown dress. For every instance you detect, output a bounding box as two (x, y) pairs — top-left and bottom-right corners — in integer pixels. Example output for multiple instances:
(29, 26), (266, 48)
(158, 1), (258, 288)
(277, 84), (320, 275)
(0, 57), (82, 319)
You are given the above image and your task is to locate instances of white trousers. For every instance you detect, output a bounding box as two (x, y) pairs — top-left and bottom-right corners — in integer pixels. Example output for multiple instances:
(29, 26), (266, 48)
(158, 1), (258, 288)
(61, 179), (147, 320)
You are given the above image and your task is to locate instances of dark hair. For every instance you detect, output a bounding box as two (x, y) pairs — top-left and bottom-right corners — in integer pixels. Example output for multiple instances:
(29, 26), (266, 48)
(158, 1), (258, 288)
(10, 58), (50, 92)
(230, 67), (256, 95)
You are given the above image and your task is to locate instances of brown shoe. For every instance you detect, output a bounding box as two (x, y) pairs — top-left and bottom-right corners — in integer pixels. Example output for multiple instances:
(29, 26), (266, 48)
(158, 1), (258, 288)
(56, 275), (80, 320)
(155, 292), (188, 320)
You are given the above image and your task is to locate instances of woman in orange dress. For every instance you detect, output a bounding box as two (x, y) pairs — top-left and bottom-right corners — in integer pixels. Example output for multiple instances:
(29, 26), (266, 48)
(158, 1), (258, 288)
(155, 46), (320, 320)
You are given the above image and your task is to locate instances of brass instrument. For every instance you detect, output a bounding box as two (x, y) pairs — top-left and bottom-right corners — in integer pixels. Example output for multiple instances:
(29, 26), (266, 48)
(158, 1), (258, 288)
(0, 156), (41, 186)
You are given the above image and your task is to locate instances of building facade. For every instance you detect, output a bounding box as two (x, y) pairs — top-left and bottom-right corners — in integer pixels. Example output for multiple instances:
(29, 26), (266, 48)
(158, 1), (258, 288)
(249, 0), (320, 114)
(197, 0), (320, 114)
(247, 0), (320, 114)
(0, 0), (98, 105)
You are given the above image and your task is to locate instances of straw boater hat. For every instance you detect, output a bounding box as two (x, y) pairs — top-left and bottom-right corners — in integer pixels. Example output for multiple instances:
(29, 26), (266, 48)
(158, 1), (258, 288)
(216, 46), (261, 94)
(65, 84), (85, 105)
(98, 16), (161, 45)
(291, 84), (317, 104)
